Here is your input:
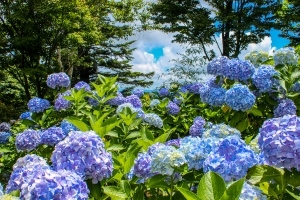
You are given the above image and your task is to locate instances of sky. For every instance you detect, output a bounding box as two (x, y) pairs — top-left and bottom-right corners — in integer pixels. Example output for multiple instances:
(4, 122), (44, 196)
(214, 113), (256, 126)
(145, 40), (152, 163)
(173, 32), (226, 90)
(128, 2), (291, 89)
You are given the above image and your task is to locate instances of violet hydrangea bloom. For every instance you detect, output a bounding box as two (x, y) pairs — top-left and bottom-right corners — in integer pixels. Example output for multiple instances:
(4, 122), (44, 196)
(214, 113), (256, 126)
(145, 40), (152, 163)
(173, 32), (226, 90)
(132, 88), (144, 97)
(165, 138), (181, 148)
(46, 72), (70, 89)
(125, 94), (142, 108)
(144, 113), (163, 128)
(15, 129), (41, 152)
(274, 98), (296, 118)
(258, 115), (300, 170)
(133, 153), (154, 181)
(19, 111), (32, 120)
(0, 132), (11, 144)
(188, 83), (204, 94)
(225, 84), (255, 111)
(74, 81), (91, 92)
(173, 95), (184, 105)
(54, 90), (72, 111)
(28, 97), (50, 113)
(158, 88), (169, 97)
(41, 126), (67, 146)
(273, 47), (298, 66)
(106, 92), (125, 106)
(252, 65), (279, 92)
(203, 135), (258, 182)
(292, 82), (300, 92)
(51, 131), (113, 184)
(189, 116), (206, 137)
(60, 120), (79, 135)
(207, 56), (230, 76)
(202, 123), (241, 139)
(147, 142), (164, 156)
(166, 101), (180, 115)
(0, 122), (10, 132)
(224, 59), (255, 81)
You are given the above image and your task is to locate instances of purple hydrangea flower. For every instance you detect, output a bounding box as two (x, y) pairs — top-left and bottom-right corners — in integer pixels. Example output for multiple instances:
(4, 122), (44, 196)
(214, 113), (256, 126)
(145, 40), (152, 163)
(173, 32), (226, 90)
(166, 101), (180, 115)
(28, 97), (50, 113)
(132, 88), (144, 98)
(41, 126), (67, 146)
(189, 116), (206, 137)
(74, 81), (91, 92)
(292, 82), (300, 92)
(203, 136), (258, 182)
(0, 132), (11, 144)
(46, 72), (70, 89)
(19, 112), (32, 120)
(159, 88), (169, 97)
(225, 84), (255, 111)
(188, 83), (204, 94)
(54, 91), (72, 111)
(150, 99), (160, 108)
(0, 122), (10, 132)
(144, 113), (163, 128)
(207, 56), (230, 76)
(133, 153), (154, 180)
(165, 139), (181, 148)
(258, 115), (300, 170)
(147, 142), (164, 155)
(51, 131), (113, 184)
(88, 92), (100, 107)
(125, 94), (142, 108)
(224, 59), (255, 81)
(60, 120), (79, 135)
(173, 95), (184, 105)
(252, 65), (279, 92)
(274, 98), (296, 118)
(15, 129), (41, 152)
(106, 92), (126, 106)
(274, 47), (298, 66)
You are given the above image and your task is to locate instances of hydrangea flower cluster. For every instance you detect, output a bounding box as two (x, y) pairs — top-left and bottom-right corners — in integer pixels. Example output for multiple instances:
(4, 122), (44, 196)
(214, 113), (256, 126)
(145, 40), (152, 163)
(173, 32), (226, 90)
(225, 84), (255, 111)
(0, 122), (10, 132)
(258, 115), (300, 170)
(88, 92), (100, 107)
(179, 85), (189, 94)
(203, 136), (258, 182)
(0, 132), (11, 144)
(207, 56), (230, 76)
(151, 144), (186, 176)
(252, 65), (279, 92)
(132, 153), (154, 181)
(189, 116), (206, 137)
(60, 120), (79, 135)
(19, 111), (32, 120)
(173, 95), (184, 105)
(188, 83), (203, 94)
(150, 99), (160, 108)
(244, 50), (269, 67)
(202, 123), (241, 139)
(27, 97), (50, 113)
(15, 129), (41, 152)
(147, 142), (164, 155)
(46, 72), (70, 89)
(0, 183), (3, 196)
(165, 138), (181, 148)
(106, 92), (125, 106)
(166, 101), (180, 115)
(273, 98), (296, 118)
(179, 137), (219, 170)
(199, 85), (226, 107)
(132, 88), (144, 97)
(74, 81), (91, 92)
(239, 182), (267, 200)
(41, 126), (67, 146)
(51, 131), (113, 184)
(158, 88), (169, 97)
(224, 59), (255, 81)
(292, 82), (300, 92)
(206, 77), (223, 88)
(54, 91), (72, 111)
(143, 113), (163, 128)
(125, 94), (142, 108)
(273, 47), (298, 66)
(116, 103), (144, 119)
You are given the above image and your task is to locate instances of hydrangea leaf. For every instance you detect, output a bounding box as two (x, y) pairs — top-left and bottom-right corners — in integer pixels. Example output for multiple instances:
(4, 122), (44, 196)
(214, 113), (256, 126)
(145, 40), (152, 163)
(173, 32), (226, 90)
(107, 144), (125, 152)
(66, 117), (89, 131)
(125, 131), (141, 139)
(198, 171), (226, 200)
(176, 187), (201, 200)
(258, 182), (279, 199)
(284, 168), (300, 187)
(154, 131), (171, 143)
(247, 107), (263, 116)
(146, 174), (169, 189)
(220, 178), (244, 200)
(103, 186), (128, 199)
(236, 118), (248, 132)
(247, 165), (284, 185)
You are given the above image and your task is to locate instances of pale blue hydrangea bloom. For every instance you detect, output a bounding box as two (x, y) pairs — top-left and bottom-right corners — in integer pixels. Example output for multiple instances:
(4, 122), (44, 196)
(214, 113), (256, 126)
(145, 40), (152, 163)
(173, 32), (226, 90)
(0, 132), (11, 144)
(144, 113), (163, 128)
(244, 50), (269, 67)
(202, 123), (241, 139)
(27, 97), (50, 113)
(15, 129), (41, 152)
(239, 182), (267, 200)
(252, 65), (279, 92)
(206, 76), (223, 88)
(225, 84), (255, 111)
(46, 72), (70, 89)
(150, 99), (160, 108)
(0, 183), (3, 196)
(292, 82), (300, 92)
(274, 98), (296, 118)
(273, 47), (298, 66)
(199, 85), (226, 107)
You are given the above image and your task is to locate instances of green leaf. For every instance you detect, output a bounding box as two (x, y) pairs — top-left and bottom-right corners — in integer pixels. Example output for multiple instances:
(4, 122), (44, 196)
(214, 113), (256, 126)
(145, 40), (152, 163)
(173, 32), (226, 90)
(123, 145), (142, 173)
(146, 174), (169, 189)
(21, 119), (36, 126)
(286, 189), (300, 200)
(229, 112), (244, 127)
(133, 185), (145, 200)
(198, 171), (226, 200)
(125, 131), (141, 139)
(140, 126), (154, 141)
(176, 187), (201, 200)
(236, 118), (248, 132)
(120, 180), (131, 197)
(247, 107), (263, 116)
(247, 165), (284, 185)
(102, 186), (128, 199)
(128, 118), (142, 130)
(66, 117), (89, 131)
(86, 180), (102, 200)
(284, 168), (300, 187)
(154, 131), (171, 143)
(220, 178), (244, 200)
(107, 144), (125, 151)
(258, 182), (278, 198)
(106, 131), (119, 138)
(0, 148), (12, 153)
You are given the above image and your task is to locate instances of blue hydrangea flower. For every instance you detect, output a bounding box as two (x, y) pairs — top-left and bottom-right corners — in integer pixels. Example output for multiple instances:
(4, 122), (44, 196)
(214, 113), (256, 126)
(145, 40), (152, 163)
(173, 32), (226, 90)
(132, 88), (144, 97)
(165, 139), (181, 148)
(125, 95), (142, 108)
(173, 95), (184, 105)
(0, 183), (3, 196)
(258, 115), (300, 170)
(46, 72), (70, 89)
(147, 142), (164, 155)
(207, 56), (230, 76)
(54, 91), (72, 111)
(189, 116), (206, 137)
(239, 182), (267, 200)
(41, 126), (67, 146)
(19, 112), (32, 120)
(151, 144), (186, 176)
(188, 83), (204, 94)
(28, 97), (50, 113)
(179, 85), (190, 94)
(150, 99), (160, 108)
(224, 59), (255, 81)
(206, 77), (223, 88)
(165, 172), (182, 184)
(74, 81), (91, 92)
(202, 123), (241, 139)
(0, 132), (11, 144)
(274, 98), (296, 118)
(106, 92), (125, 106)
(51, 131), (113, 184)
(244, 50), (269, 67)
(116, 103), (144, 119)
(203, 136), (258, 182)
(159, 88), (169, 97)
(15, 129), (41, 152)
(252, 65), (279, 92)
(60, 120), (79, 135)
(273, 47), (298, 66)
(179, 136), (219, 170)
(225, 84), (255, 111)
(200, 85), (226, 107)
(166, 101), (180, 115)
(133, 153), (154, 180)
(144, 113), (163, 128)
(292, 82), (300, 92)
(0, 122), (10, 132)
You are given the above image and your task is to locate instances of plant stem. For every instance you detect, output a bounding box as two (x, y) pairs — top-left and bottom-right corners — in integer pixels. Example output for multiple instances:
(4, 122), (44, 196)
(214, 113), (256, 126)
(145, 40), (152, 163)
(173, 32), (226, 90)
(170, 174), (174, 200)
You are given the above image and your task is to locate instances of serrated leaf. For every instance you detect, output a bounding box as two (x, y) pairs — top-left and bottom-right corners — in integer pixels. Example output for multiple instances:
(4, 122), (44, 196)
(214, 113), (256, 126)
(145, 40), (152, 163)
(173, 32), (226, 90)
(284, 168), (300, 187)
(220, 178), (244, 200)
(236, 118), (248, 132)
(103, 186), (128, 199)
(106, 131), (119, 138)
(128, 118), (142, 130)
(247, 107), (263, 116)
(154, 131), (171, 143)
(286, 189), (300, 200)
(120, 180), (131, 197)
(107, 144), (125, 151)
(125, 131), (141, 139)
(258, 182), (278, 198)
(247, 165), (284, 185)
(176, 187), (201, 200)
(146, 174), (169, 188)
(198, 171), (226, 200)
